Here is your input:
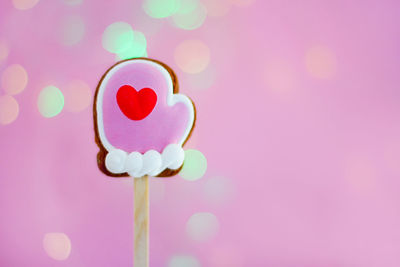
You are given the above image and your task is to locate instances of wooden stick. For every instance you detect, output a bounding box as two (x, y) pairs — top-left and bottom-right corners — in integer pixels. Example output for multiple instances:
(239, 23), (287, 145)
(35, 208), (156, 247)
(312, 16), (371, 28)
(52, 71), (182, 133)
(134, 175), (149, 267)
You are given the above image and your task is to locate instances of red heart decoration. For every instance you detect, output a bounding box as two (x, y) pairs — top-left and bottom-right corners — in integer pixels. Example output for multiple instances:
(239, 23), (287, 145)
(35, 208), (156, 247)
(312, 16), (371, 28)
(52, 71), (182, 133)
(116, 85), (157, 121)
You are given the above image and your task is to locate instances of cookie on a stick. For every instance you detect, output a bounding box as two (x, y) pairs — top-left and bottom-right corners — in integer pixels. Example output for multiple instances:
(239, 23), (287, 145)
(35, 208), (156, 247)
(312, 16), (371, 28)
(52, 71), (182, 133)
(93, 58), (196, 266)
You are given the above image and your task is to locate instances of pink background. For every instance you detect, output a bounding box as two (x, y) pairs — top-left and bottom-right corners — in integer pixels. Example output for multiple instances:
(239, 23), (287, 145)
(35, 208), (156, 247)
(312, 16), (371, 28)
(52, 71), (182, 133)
(1, 0), (400, 266)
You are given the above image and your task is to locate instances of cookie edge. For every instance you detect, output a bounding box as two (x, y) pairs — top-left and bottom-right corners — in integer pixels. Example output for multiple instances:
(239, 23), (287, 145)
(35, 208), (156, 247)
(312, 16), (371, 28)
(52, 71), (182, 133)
(93, 57), (196, 178)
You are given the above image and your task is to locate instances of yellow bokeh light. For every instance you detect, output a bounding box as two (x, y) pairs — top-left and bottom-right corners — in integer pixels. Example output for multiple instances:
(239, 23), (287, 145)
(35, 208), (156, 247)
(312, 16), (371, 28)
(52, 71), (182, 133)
(305, 45), (337, 79)
(0, 95), (19, 125)
(1, 64), (28, 95)
(64, 80), (92, 112)
(0, 41), (9, 62)
(186, 212), (219, 242)
(43, 233), (71, 261)
(12, 0), (40, 10)
(174, 40), (210, 74)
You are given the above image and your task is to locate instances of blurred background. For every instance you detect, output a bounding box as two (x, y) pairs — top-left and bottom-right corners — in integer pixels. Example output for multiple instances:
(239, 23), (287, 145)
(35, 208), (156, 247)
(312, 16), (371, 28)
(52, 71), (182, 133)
(1, 0), (400, 266)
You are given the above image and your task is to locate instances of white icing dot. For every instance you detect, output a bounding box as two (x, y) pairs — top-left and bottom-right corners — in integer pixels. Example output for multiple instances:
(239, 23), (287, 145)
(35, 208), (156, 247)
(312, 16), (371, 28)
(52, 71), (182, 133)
(105, 145), (187, 177)
(140, 150), (162, 177)
(162, 144), (184, 170)
(126, 152), (143, 177)
(105, 149), (127, 174)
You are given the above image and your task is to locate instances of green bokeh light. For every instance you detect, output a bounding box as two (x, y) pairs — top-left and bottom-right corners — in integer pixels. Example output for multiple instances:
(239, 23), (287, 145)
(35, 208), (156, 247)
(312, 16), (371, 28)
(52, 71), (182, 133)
(37, 86), (64, 118)
(176, 0), (199, 14)
(172, 3), (207, 30)
(116, 31), (147, 60)
(143, 0), (180, 18)
(180, 149), (207, 181)
(102, 22), (134, 54)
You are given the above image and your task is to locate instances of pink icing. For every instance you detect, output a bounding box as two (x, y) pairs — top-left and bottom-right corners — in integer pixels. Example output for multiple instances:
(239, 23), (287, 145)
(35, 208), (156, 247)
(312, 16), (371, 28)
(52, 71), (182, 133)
(98, 60), (192, 153)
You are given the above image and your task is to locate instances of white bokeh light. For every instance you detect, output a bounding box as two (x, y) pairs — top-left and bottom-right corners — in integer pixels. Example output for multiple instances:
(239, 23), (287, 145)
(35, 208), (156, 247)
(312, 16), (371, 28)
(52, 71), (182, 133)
(168, 255), (201, 267)
(43, 233), (72, 261)
(186, 212), (219, 242)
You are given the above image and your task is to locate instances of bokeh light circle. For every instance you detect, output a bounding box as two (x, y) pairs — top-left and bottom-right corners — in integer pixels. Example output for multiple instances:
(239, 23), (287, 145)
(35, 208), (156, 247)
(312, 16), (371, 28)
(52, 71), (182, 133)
(174, 40), (210, 74)
(186, 212), (219, 242)
(203, 0), (231, 17)
(63, 80), (92, 112)
(60, 15), (85, 46)
(0, 41), (9, 62)
(168, 255), (201, 267)
(172, 2), (207, 30)
(116, 31), (147, 60)
(230, 0), (255, 7)
(63, 0), (82, 5)
(102, 22), (134, 54)
(176, 0), (199, 14)
(1, 64), (28, 95)
(12, 0), (40, 10)
(37, 86), (64, 118)
(180, 149), (207, 181)
(43, 233), (71, 261)
(0, 95), (19, 125)
(133, 12), (165, 37)
(305, 45), (337, 79)
(143, 0), (179, 18)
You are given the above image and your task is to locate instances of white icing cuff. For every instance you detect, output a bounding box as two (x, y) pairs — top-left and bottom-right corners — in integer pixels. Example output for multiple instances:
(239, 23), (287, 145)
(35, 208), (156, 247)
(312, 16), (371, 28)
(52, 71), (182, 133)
(105, 144), (185, 178)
